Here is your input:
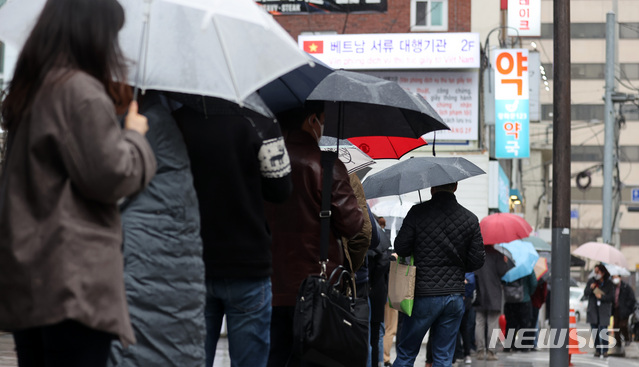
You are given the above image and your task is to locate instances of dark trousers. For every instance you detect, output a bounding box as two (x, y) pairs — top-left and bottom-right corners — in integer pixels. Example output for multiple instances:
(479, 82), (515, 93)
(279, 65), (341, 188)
(12, 320), (114, 367)
(504, 301), (534, 350)
(613, 307), (630, 346)
(268, 306), (322, 367)
(456, 307), (473, 357)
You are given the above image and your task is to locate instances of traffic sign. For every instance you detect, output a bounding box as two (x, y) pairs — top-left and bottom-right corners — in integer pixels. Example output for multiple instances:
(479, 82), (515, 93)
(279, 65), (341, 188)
(632, 188), (639, 202)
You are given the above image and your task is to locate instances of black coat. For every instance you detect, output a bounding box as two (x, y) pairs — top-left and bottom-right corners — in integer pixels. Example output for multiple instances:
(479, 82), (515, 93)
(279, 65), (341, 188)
(615, 281), (637, 321)
(584, 277), (615, 327)
(394, 191), (486, 297)
(474, 245), (513, 311)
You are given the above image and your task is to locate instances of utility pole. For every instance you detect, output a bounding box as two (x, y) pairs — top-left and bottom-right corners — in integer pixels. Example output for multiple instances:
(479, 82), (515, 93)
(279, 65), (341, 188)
(549, 0), (571, 366)
(602, 12), (615, 245)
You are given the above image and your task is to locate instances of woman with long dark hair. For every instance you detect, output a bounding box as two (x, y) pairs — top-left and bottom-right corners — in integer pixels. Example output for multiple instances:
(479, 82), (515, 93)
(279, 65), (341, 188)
(0, 0), (156, 366)
(584, 263), (615, 358)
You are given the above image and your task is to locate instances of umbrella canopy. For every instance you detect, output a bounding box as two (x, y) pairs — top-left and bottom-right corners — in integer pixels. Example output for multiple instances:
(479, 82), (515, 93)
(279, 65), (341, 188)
(369, 199), (416, 219)
(538, 251), (587, 268)
(0, 0), (311, 104)
(534, 257), (549, 281)
(479, 213), (533, 245)
(361, 157), (486, 200)
(319, 137), (375, 174)
(258, 55), (333, 114)
(347, 136), (428, 160)
(522, 236), (552, 252)
(495, 240), (540, 283)
(307, 70), (449, 139)
(572, 241), (628, 268)
(587, 263), (631, 278)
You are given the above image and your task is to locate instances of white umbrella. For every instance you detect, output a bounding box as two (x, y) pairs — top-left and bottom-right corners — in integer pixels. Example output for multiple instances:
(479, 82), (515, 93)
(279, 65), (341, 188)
(0, 0), (311, 104)
(319, 137), (375, 175)
(587, 263), (631, 278)
(572, 241), (628, 269)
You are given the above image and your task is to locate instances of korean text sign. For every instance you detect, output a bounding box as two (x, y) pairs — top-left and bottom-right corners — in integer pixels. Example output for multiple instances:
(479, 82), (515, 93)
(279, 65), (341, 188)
(367, 71), (478, 141)
(507, 0), (541, 37)
(298, 33), (480, 70)
(494, 49), (530, 158)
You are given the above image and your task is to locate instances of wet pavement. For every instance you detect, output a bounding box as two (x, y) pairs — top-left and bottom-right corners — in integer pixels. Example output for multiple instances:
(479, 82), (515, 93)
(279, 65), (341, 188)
(2, 330), (638, 367)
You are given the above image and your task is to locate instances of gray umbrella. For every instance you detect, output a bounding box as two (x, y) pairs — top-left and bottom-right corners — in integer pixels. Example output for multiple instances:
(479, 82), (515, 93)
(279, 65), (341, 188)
(362, 157), (486, 200)
(307, 70), (449, 139)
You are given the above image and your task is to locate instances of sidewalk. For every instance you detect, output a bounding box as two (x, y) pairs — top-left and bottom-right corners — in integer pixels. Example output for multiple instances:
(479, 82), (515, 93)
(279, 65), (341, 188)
(1, 331), (638, 367)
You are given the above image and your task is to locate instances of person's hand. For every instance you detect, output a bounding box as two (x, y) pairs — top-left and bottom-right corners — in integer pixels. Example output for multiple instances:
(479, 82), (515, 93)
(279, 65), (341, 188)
(125, 101), (149, 135)
(595, 292), (602, 299)
(590, 282), (597, 289)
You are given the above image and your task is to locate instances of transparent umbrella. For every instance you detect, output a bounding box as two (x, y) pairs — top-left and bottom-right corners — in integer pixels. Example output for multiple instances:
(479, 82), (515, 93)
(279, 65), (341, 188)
(0, 0), (312, 104)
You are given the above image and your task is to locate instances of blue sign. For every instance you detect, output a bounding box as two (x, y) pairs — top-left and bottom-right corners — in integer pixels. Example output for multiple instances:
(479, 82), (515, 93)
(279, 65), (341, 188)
(570, 209), (579, 219)
(495, 99), (530, 158)
(632, 188), (639, 202)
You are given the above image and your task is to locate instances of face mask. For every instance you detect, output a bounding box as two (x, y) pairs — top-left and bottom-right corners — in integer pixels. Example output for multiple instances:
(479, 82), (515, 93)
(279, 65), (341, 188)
(613, 278), (620, 285)
(594, 273), (602, 280)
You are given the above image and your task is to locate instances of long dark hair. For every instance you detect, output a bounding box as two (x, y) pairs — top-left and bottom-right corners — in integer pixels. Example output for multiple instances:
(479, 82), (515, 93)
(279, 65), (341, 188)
(1, 0), (130, 130)
(594, 263), (610, 281)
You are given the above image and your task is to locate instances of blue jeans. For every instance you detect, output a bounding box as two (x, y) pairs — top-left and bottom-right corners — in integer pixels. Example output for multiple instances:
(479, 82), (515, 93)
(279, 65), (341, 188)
(205, 277), (272, 367)
(590, 324), (609, 355)
(394, 294), (464, 367)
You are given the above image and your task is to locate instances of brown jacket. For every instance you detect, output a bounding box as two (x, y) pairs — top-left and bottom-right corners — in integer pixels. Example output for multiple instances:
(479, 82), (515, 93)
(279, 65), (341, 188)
(343, 173), (372, 272)
(265, 130), (363, 306)
(0, 70), (156, 345)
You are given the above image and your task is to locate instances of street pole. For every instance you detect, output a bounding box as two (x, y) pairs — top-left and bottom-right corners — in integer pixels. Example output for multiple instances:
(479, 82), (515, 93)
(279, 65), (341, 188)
(602, 12), (616, 244)
(549, 0), (571, 366)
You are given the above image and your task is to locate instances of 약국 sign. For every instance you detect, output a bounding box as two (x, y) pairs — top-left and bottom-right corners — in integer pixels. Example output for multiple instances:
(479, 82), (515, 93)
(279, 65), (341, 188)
(494, 49), (530, 158)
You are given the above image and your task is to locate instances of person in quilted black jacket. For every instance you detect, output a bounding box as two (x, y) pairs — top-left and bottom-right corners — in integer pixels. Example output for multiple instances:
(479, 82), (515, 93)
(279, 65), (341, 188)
(392, 182), (486, 367)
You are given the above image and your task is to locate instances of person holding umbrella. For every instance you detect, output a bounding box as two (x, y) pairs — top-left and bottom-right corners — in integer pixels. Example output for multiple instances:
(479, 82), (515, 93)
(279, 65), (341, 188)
(584, 263), (615, 358)
(392, 182), (486, 367)
(0, 0), (156, 366)
(265, 101), (364, 367)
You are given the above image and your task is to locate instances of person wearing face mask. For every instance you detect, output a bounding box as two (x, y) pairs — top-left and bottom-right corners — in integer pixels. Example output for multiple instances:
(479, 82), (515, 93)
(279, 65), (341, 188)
(584, 263), (615, 358)
(611, 275), (636, 349)
(265, 101), (364, 367)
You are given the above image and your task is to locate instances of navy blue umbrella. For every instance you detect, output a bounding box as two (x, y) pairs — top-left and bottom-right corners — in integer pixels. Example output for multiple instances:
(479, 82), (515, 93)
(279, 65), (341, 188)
(257, 55), (333, 114)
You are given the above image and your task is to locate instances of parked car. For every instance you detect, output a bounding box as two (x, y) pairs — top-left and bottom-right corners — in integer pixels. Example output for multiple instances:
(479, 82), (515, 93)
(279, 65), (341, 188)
(569, 286), (588, 323)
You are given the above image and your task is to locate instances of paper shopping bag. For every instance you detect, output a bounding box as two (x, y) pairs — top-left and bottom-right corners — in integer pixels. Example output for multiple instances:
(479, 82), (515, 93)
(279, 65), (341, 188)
(387, 256), (416, 316)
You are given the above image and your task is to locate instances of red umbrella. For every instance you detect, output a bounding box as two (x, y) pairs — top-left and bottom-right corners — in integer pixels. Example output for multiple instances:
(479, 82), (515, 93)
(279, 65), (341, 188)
(479, 213), (532, 245)
(347, 136), (427, 159)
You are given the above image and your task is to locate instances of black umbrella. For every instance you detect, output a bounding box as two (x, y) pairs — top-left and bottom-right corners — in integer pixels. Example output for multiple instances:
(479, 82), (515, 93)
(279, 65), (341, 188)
(307, 70), (449, 139)
(362, 157), (485, 200)
(165, 91), (278, 137)
(257, 55), (333, 114)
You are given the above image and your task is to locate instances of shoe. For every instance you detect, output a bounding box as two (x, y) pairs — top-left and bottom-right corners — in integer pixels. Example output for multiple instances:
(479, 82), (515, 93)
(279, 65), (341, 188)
(476, 350), (486, 360)
(602, 352), (608, 358)
(486, 351), (499, 361)
(464, 356), (472, 364)
(594, 351), (601, 357)
(625, 340), (632, 346)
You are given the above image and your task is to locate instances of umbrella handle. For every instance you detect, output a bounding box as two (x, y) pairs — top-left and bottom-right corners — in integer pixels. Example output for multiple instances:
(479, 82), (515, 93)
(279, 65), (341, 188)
(133, 0), (152, 101)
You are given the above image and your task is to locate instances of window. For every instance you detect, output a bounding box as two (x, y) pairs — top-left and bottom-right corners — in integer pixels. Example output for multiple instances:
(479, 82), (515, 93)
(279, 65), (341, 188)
(620, 23), (639, 39)
(540, 23), (606, 39)
(411, 0), (447, 31)
(540, 63), (639, 80)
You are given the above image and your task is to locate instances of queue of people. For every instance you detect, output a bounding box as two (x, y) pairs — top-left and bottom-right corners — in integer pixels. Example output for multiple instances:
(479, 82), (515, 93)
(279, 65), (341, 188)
(1, 2), (638, 367)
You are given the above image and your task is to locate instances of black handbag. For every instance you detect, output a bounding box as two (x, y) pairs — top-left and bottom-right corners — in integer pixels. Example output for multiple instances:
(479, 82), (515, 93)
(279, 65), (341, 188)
(293, 266), (369, 367)
(292, 151), (369, 367)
